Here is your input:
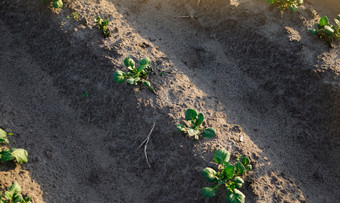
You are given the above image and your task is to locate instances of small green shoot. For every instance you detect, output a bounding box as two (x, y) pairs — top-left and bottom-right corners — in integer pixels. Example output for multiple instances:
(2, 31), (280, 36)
(82, 90), (89, 98)
(0, 182), (31, 203)
(309, 15), (340, 43)
(0, 128), (28, 164)
(95, 17), (111, 38)
(113, 57), (155, 93)
(176, 109), (215, 140)
(159, 71), (165, 77)
(201, 149), (252, 203)
(265, 0), (303, 12)
(41, 0), (63, 9)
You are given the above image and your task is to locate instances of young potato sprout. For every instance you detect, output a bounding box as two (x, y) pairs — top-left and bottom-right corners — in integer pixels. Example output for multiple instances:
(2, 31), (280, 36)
(309, 15), (340, 43)
(202, 149), (252, 203)
(113, 57), (155, 93)
(176, 109), (215, 140)
(0, 182), (31, 203)
(265, 0), (303, 12)
(0, 128), (28, 164)
(95, 17), (111, 38)
(41, 0), (63, 9)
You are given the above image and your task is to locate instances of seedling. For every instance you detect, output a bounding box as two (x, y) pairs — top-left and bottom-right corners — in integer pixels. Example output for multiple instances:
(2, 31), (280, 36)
(82, 90), (89, 98)
(0, 182), (31, 203)
(0, 128), (28, 164)
(309, 15), (340, 43)
(41, 0), (63, 9)
(95, 17), (111, 38)
(201, 149), (252, 203)
(176, 109), (215, 139)
(68, 12), (80, 21)
(113, 57), (155, 93)
(265, 0), (303, 12)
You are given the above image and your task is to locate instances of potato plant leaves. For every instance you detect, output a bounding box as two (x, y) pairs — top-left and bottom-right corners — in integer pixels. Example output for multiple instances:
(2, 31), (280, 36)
(201, 187), (217, 198)
(214, 149), (230, 165)
(177, 109), (215, 139)
(2, 182), (31, 203)
(309, 15), (340, 42)
(0, 129), (9, 144)
(202, 149), (252, 203)
(113, 57), (154, 93)
(226, 189), (245, 203)
(11, 148), (28, 164)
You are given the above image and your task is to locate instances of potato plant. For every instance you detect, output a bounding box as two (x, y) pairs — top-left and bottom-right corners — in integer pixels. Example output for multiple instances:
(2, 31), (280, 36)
(0, 182), (31, 203)
(113, 57), (155, 93)
(0, 129), (28, 164)
(40, 0), (63, 9)
(95, 17), (111, 38)
(201, 149), (252, 203)
(265, 0), (303, 12)
(309, 15), (340, 42)
(176, 109), (215, 140)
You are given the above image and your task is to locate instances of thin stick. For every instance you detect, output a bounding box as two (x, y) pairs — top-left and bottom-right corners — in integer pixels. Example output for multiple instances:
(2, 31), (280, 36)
(139, 122), (156, 168)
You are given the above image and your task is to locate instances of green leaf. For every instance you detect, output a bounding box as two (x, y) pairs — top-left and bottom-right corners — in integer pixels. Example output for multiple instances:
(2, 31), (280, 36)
(0, 149), (14, 162)
(187, 127), (199, 136)
(137, 57), (151, 73)
(325, 25), (335, 36)
(334, 19), (340, 26)
(288, 4), (298, 12)
(202, 167), (217, 182)
(104, 20), (109, 26)
(138, 57), (151, 67)
(202, 128), (215, 138)
(201, 187), (217, 198)
(233, 177), (244, 189)
(113, 70), (126, 84)
(240, 156), (250, 166)
(297, 0), (303, 6)
(264, 0), (274, 4)
(224, 163), (235, 179)
(195, 113), (204, 127)
(337, 14), (340, 21)
(226, 189), (245, 203)
(5, 182), (21, 200)
(176, 124), (186, 133)
(308, 28), (317, 35)
(24, 196), (32, 203)
(142, 81), (154, 92)
(319, 16), (329, 26)
(185, 109), (197, 121)
(13, 193), (24, 202)
(246, 164), (252, 171)
(11, 148), (28, 164)
(214, 149), (230, 165)
(236, 162), (245, 175)
(127, 78), (140, 85)
(124, 58), (135, 68)
(52, 0), (63, 8)
(0, 128), (9, 144)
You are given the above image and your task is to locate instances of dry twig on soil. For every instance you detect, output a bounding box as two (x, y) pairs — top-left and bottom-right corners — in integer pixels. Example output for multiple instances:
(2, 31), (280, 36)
(139, 122), (156, 168)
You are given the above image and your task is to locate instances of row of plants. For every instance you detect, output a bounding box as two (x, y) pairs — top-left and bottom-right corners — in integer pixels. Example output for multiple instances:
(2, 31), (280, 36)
(112, 55), (252, 202)
(0, 129), (30, 203)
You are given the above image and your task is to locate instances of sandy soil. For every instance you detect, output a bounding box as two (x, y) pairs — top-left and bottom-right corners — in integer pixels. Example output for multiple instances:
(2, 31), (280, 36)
(0, 0), (339, 202)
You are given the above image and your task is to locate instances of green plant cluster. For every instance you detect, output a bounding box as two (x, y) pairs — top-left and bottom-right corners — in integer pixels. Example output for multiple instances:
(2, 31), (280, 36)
(113, 57), (155, 93)
(201, 149), (252, 203)
(0, 183), (31, 203)
(309, 15), (340, 42)
(265, 0), (303, 12)
(0, 129), (28, 164)
(95, 17), (111, 38)
(41, 0), (63, 9)
(176, 109), (215, 140)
